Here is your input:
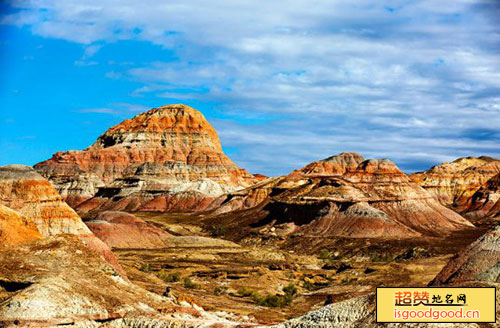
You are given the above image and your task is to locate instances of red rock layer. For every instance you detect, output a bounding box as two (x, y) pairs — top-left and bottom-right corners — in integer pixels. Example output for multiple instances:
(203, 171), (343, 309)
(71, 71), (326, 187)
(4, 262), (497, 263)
(209, 153), (473, 238)
(431, 225), (500, 285)
(34, 104), (255, 210)
(410, 156), (500, 216)
(0, 164), (125, 276)
(85, 211), (172, 249)
(467, 173), (500, 219)
(0, 205), (41, 246)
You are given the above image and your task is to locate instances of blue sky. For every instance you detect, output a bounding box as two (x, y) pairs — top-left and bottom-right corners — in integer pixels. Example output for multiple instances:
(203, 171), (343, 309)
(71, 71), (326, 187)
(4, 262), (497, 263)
(1, 0), (499, 176)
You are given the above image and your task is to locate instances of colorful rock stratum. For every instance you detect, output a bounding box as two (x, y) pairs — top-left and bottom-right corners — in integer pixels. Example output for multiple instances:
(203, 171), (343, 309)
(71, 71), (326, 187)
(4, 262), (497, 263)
(34, 104), (255, 215)
(410, 156), (500, 218)
(208, 153), (473, 238)
(0, 164), (125, 276)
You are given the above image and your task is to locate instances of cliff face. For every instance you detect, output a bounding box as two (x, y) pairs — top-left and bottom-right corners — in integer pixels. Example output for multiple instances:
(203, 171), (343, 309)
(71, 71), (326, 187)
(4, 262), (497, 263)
(410, 156), (500, 217)
(34, 104), (255, 213)
(209, 153), (473, 238)
(467, 173), (500, 219)
(0, 164), (125, 276)
(0, 165), (91, 236)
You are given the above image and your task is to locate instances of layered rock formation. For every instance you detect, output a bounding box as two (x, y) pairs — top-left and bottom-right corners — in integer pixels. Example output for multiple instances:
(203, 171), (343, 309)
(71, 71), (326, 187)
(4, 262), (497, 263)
(35, 104), (255, 213)
(0, 205), (41, 246)
(0, 235), (251, 327)
(86, 211), (173, 249)
(467, 173), (500, 219)
(410, 156), (500, 217)
(209, 153), (473, 238)
(0, 164), (124, 276)
(431, 225), (500, 285)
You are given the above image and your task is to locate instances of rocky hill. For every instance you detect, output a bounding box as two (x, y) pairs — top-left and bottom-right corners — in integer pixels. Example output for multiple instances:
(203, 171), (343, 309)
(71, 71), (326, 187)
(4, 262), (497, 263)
(410, 156), (500, 218)
(0, 164), (125, 276)
(208, 153), (473, 239)
(34, 104), (256, 213)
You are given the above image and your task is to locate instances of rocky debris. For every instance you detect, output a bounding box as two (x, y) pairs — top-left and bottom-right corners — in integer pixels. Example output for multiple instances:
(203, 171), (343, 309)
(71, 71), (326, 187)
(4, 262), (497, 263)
(0, 205), (41, 246)
(209, 153), (473, 238)
(275, 293), (482, 328)
(430, 225), (500, 285)
(35, 104), (256, 212)
(410, 156), (500, 218)
(0, 235), (253, 327)
(86, 211), (173, 249)
(466, 173), (500, 220)
(274, 294), (375, 328)
(0, 164), (125, 276)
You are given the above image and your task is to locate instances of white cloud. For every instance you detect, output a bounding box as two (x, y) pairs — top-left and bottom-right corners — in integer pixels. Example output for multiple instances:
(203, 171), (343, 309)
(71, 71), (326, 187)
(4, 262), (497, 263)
(4, 0), (500, 175)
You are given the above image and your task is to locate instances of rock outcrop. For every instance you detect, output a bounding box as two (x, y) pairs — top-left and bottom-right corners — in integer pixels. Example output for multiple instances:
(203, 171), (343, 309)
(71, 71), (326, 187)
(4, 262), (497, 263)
(0, 235), (252, 327)
(274, 293), (481, 328)
(0, 164), (125, 276)
(209, 153), (473, 238)
(431, 225), (500, 285)
(86, 211), (173, 249)
(467, 173), (500, 219)
(0, 205), (41, 246)
(34, 104), (256, 213)
(410, 156), (500, 218)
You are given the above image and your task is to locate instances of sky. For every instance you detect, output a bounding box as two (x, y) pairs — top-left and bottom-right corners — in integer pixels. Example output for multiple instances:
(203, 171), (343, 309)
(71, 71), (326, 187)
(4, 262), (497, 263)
(0, 0), (499, 176)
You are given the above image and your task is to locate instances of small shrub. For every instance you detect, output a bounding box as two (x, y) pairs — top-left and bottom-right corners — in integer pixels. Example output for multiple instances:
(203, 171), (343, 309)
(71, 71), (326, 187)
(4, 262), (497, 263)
(238, 286), (256, 297)
(318, 249), (342, 261)
(318, 249), (332, 260)
(214, 286), (228, 296)
(370, 254), (394, 262)
(341, 277), (358, 284)
(252, 293), (293, 307)
(158, 271), (181, 282)
(183, 277), (199, 289)
(209, 224), (227, 237)
(283, 283), (297, 297)
(139, 263), (152, 272)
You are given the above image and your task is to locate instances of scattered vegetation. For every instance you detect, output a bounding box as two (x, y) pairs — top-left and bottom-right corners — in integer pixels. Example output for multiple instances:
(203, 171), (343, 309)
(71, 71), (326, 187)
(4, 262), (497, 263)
(183, 277), (199, 289)
(214, 286), (228, 296)
(302, 280), (322, 291)
(370, 254), (394, 262)
(237, 286), (256, 297)
(157, 270), (181, 282)
(341, 277), (358, 284)
(237, 284), (297, 307)
(139, 263), (152, 272)
(318, 249), (342, 261)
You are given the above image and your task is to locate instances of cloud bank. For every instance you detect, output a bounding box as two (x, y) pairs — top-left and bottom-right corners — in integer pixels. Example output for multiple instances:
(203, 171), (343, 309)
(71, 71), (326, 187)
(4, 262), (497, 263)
(3, 0), (500, 175)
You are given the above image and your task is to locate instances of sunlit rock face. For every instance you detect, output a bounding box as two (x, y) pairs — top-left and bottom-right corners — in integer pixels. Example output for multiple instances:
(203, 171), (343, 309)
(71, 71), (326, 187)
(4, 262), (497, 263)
(0, 235), (250, 327)
(35, 104), (256, 213)
(0, 204), (41, 246)
(85, 211), (173, 249)
(210, 153), (473, 238)
(0, 164), (125, 276)
(410, 156), (500, 218)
